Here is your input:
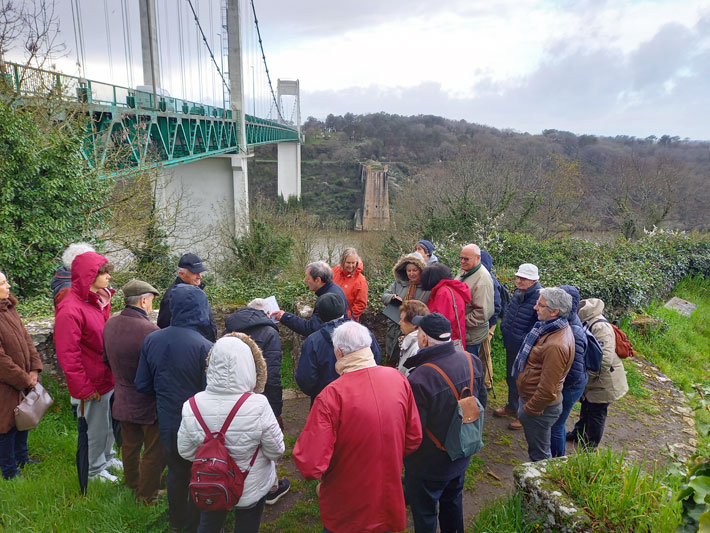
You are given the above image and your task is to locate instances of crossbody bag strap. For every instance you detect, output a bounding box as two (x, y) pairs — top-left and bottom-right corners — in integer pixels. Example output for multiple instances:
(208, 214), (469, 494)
(447, 287), (465, 342)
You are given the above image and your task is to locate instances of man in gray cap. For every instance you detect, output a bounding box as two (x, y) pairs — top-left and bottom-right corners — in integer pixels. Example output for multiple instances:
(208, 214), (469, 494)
(103, 280), (164, 502)
(157, 253), (217, 341)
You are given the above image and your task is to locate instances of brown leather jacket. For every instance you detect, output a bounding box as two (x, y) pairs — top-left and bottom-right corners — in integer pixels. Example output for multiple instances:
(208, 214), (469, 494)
(516, 324), (575, 416)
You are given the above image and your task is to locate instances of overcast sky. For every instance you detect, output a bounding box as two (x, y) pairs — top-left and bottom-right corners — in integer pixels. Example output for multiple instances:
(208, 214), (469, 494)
(7, 0), (709, 140)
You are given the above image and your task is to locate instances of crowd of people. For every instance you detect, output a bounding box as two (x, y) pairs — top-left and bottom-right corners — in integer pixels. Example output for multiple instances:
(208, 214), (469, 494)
(0, 239), (629, 532)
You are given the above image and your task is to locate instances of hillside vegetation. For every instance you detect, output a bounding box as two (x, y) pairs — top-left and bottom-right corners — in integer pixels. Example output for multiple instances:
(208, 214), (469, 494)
(249, 113), (710, 238)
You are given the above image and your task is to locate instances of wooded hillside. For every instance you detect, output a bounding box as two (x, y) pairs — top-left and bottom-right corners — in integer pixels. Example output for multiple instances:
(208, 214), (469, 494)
(249, 112), (709, 237)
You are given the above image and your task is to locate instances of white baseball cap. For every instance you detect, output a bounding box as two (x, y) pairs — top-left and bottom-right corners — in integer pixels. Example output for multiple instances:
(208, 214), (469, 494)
(515, 263), (539, 280)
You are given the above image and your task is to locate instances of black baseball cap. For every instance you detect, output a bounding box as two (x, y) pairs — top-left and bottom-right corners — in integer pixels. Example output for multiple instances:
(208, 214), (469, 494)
(178, 253), (207, 274)
(315, 293), (346, 322)
(412, 313), (452, 341)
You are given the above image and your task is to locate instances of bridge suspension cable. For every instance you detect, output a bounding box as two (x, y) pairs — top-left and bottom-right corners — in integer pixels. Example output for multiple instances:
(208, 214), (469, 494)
(249, 0), (283, 122)
(185, 0), (231, 97)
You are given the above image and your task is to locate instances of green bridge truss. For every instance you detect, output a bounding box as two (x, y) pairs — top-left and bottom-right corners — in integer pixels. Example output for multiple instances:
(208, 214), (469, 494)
(1, 61), (299, 172)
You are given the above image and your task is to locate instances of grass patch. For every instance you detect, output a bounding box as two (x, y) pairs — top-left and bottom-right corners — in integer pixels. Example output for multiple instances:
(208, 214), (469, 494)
(0, 377), (166, 532)
(467, 493), (538, 533)
(260, 480), (321, 532)
(545, 448), (680, 532)
(623, 274), (710, 454)
(464, 456), (486, 490)
(623, 359), (650, 398)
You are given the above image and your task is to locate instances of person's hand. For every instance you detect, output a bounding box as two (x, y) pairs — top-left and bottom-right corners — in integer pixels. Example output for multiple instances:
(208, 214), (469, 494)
(392, 295), (403, 302)
(86, 392), (101, 402)
(28, 371), (38, 387)
(269, 310), (285, 321)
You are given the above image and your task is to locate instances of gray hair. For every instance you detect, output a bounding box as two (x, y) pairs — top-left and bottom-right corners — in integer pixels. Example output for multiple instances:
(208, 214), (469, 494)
(125, 293), (153, 306)
(339, 248), (359, 268)
(247, 298), (270, 313)
(306, 261), (332, 284)
(331, 321), (372, 355)
(62, 242), (95, 270)
(539, 287), (573, 318)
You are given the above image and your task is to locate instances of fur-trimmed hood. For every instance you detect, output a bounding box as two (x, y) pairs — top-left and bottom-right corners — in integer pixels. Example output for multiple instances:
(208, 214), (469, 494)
(393, 252), (427, 283)
(205, 332), (267, 394)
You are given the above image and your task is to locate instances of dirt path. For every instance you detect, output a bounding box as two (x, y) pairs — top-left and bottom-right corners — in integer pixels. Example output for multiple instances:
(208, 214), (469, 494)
(259, 356), (697, 531)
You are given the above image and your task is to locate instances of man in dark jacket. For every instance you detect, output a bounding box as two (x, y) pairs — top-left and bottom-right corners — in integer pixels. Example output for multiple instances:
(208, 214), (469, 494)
(270, 261), (351, 337)
(157, 253), (217, 342)
(103, 280), (163, 502)
(135, 284), (213, 533)
(295, 293), (381, 403)
(550, 285), (588, 457)
(480, 250), (503, 390)
(496, 263), (542, 430)
(223, 297), (291, 505)
(403, 313), (487, 533)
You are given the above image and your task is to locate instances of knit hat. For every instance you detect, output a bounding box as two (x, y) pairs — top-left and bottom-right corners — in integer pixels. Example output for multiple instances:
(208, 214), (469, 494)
(412, 312), (452, 341)
(416, 240), (435, 256)
(515, 263), (539, 281)
(122, 279), (160, 298)
(315, 293), (346, 322)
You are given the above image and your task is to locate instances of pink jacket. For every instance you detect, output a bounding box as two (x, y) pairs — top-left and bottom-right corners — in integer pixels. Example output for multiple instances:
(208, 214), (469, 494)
(427, 279), (472, 342)
(55, 252), (115, 399)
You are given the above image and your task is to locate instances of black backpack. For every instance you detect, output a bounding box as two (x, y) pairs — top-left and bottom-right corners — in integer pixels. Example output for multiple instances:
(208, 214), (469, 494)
(498, 283), (512, 318)
(582, 322), (603, 372)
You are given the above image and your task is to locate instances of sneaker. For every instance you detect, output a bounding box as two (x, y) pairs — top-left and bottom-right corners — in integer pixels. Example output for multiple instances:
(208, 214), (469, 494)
(265, 479), (290, 505)
(565, 431), (578, 442)
(91, 469), (118, 483)
(106, 458), (124, 471)
(17, 457), (42, 468)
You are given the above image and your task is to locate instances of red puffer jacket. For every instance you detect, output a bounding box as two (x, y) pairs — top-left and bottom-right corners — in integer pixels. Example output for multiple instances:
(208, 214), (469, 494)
(332, 258), (368, 320)
(427, 279), (472, 341)
(55, 252), (115, 399)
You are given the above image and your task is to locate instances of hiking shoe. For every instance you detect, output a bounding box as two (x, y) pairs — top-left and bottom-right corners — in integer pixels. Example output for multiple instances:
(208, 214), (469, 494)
(265, 479), (290, 505)
(107, 458), (124, 471)
(92, 469), (118, 483)
(507, 419), (523, 430)
(493, 406), (517, 418)
(17, 457), (42, 468)
(565, 431), (578, 442)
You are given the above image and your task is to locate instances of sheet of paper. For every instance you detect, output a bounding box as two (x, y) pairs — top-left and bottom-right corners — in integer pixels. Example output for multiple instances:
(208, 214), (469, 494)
(264, 295), (280, 316)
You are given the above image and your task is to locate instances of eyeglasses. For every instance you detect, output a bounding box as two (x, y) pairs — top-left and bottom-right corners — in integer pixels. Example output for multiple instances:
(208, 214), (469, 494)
(537, 304), (549, 308)
(459, 256), (474, 261)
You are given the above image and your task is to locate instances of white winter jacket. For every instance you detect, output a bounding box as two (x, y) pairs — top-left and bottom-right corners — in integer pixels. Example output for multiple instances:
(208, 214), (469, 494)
(397, 331), (420, 377)
(178, 334), (285, 507)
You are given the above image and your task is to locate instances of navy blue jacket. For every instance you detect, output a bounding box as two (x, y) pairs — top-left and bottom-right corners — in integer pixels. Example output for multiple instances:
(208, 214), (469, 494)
(280, 280), (352, 337)
(295, 317), (381, 401)
(560, 285), (589, 390)
(480, 251), (502, 327)
(224, 307), (284, 417)
(157, 276), (218, 342)
(404, 342), (487, 480)
(135, 284), (213, 445)
(500, 281), (542, 355)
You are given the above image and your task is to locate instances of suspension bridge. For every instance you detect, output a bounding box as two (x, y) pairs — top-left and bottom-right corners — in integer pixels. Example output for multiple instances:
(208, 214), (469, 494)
(1, 0), (303, 253)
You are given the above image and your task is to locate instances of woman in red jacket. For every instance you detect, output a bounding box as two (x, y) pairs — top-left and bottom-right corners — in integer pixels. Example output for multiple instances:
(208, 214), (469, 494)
(420, 263), (471, 346)
(332, 248), (368, 321)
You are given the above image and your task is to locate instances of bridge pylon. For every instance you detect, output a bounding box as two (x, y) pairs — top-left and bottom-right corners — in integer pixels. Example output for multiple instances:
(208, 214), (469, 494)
(276, 79), (302, 201)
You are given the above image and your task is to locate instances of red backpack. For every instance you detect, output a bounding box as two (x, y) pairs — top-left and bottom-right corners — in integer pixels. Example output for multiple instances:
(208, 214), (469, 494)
(591, 319), (636, 359)
(188, 393), (260, 511)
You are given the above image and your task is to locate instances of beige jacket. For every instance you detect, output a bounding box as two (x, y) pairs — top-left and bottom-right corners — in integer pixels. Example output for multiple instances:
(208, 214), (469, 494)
(456, 265), (494, 345)
(578, 299), (628, 403)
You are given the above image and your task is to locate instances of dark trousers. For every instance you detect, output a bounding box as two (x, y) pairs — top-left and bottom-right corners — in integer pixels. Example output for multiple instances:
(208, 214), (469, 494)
(505, 347), (519, 410)
(573, 399), (609, 447)
(0, 427), (29, 480)
(465, 343), (481, 356)
(197, 495), (266, 533)
(518, 400), (563, 462)
(121, 420), (165, 501)
(165, 434), (200, 533)
(404, 470), (466, 533)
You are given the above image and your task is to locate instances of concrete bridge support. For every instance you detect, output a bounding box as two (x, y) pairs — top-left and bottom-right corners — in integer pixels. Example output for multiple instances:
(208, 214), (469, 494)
(277, 141), (301, 200)
(157, 155), (249, 265)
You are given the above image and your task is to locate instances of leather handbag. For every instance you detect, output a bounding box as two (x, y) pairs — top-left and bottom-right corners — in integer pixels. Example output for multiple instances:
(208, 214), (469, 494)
(14, 382), (53, 431)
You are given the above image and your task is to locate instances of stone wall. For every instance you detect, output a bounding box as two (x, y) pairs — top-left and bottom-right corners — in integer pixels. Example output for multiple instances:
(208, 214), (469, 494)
(23, 318), (60, 379)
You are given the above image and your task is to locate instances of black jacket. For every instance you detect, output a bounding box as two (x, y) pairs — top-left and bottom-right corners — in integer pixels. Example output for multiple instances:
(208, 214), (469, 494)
(280, 280), (352, 337)
(404, 342), (487, 480)
(224, 307), (284, 417)
(157, 276), (217, 342)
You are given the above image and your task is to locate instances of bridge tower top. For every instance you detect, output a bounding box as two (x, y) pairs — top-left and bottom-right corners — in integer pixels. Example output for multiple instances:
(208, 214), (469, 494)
(277, 79), (301, 139)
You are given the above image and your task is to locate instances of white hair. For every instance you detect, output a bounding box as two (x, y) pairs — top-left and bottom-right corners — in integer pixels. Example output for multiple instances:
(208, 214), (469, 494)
(540, 287), (573, 318)
(62, 242), (95, 270)
(331, 321), (372, 356)
(125, 293), (153, 306)
(247, 298), (270, 313)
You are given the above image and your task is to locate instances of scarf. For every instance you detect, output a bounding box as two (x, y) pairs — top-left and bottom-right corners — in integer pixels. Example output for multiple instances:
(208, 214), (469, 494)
(405, 282), (417, 300)
(458, 263), (482, 281)
(335, 347), (376, 376)
(511, 317), (568, 378)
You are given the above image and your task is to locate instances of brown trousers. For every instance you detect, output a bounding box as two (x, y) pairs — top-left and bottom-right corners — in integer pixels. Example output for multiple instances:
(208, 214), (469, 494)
(121, 420), (165, 501)
(480, 324), (496, 389)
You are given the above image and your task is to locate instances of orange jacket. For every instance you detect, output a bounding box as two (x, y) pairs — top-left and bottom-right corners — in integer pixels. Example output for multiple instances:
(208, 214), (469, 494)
(332, 259), (368, 320)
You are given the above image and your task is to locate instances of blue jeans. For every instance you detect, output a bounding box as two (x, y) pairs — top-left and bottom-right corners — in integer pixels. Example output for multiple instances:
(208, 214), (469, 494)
(197, 495), (266, 533)
(550, 382), (587, 457)
(505, 348), (519, 410)
(404, 470), (466, 533)
(465, 344), (481, 356)
(0, 427), (29, 480)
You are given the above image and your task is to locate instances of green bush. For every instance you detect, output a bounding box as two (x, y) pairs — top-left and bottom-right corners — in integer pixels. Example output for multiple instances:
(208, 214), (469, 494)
(224, 218), (296, 275)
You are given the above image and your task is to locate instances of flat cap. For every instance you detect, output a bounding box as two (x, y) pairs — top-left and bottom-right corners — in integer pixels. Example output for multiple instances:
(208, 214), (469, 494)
(122, 279), (160, 298)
